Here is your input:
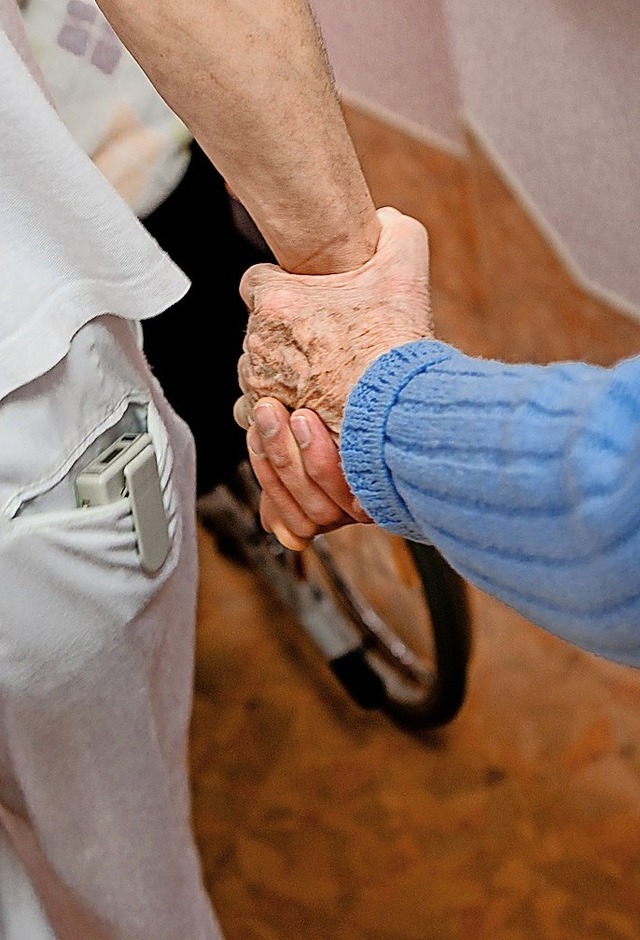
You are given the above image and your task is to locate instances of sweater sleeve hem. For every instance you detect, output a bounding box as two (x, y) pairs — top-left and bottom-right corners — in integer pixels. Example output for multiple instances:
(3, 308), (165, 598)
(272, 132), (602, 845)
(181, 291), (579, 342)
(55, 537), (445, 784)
(340, 340), (455, 540)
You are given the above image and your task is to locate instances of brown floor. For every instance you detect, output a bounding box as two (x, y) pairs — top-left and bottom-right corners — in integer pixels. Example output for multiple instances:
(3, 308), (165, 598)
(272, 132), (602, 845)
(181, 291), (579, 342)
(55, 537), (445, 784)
(190, 106), (640, 940)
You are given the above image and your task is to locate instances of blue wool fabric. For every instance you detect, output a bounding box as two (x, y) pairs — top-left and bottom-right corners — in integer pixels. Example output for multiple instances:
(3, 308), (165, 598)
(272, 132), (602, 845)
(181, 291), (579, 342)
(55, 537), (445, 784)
(341, 340), (640, 667)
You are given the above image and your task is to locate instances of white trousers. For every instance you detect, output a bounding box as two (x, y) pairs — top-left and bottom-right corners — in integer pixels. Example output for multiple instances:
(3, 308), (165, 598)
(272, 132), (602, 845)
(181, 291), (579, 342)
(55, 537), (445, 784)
(0, 315), (223, 939)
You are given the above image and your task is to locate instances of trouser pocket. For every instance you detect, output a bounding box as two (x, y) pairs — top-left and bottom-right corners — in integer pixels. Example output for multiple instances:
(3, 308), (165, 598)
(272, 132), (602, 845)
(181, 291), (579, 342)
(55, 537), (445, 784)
(0, 316), (216, 940)
(0, 313), (195, 693)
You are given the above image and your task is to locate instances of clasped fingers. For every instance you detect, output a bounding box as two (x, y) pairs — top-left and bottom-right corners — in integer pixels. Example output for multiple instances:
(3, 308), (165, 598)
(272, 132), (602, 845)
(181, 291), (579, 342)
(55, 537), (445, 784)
(244, 397), (371, 549)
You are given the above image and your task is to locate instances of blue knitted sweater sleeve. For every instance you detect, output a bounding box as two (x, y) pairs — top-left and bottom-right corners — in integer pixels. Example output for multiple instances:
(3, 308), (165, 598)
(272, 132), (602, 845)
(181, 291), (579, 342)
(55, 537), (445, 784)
(340, 340), (640, 667)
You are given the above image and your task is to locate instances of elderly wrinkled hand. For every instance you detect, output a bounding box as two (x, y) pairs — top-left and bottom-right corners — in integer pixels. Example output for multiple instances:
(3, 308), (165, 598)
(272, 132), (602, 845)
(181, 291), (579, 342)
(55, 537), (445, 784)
(234, 206), (432, 435)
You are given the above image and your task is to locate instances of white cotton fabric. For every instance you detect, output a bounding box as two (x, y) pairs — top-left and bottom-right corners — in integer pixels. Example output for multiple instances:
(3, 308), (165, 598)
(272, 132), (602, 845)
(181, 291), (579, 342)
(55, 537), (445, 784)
(0, 2), (222, 936)
(0, 316), (223, 939)
(0, 5), (189, 406)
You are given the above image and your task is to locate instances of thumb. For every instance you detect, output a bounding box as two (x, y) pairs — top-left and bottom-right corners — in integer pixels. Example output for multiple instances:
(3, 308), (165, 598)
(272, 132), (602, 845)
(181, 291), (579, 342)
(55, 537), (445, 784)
(374, 206), (430, 272)
(239, 262), (285, 310)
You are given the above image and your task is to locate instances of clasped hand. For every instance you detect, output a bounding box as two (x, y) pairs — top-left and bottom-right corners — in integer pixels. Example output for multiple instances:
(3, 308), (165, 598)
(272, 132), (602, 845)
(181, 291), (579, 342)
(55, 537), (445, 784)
(233, 206), (433, 549)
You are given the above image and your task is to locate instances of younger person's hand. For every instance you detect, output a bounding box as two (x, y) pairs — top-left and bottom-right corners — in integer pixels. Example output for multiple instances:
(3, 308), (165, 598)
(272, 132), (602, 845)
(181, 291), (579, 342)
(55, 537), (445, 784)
(246, 397), (371, 551)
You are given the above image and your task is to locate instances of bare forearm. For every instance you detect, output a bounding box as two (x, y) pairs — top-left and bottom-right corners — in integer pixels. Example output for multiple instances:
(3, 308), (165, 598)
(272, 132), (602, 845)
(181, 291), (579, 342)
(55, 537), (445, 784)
(95, 0), (379, 273)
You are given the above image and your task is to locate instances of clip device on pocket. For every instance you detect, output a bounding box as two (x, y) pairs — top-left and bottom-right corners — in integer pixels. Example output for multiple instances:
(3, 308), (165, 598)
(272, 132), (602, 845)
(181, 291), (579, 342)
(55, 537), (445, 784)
(75, 432), (170, 572)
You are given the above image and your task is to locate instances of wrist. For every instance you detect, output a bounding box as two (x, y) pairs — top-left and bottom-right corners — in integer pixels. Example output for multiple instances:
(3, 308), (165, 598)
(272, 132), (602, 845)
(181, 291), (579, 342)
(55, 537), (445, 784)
(268, 201), (381, 276)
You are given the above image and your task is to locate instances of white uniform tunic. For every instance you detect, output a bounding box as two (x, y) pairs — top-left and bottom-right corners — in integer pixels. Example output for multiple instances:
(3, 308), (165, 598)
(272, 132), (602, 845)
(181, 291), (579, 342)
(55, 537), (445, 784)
(0, 2), (223, 936)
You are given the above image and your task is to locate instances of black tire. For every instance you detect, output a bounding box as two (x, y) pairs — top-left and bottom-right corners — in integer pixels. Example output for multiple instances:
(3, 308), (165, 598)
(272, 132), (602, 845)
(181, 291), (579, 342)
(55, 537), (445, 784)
(299, 529), (472, 730)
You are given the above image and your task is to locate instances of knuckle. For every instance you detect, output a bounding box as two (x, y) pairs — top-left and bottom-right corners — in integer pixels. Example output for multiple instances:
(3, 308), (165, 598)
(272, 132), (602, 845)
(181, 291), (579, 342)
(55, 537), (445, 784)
(307, 504), (341, 527)
(296, 519), (321, 539)
(233, 396), (251, 430)
(245, 332), (260, 354)
(267, 448), (293, 471)
(306, 451), (341, 486)
(237, 351), (250, 378)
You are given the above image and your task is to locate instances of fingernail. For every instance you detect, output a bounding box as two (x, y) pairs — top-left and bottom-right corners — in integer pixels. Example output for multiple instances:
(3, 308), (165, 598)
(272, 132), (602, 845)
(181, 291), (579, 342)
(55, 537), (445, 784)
(290, 414), (310, 448)
(254, 403), (278, 438)
(247, 426), (264, 457)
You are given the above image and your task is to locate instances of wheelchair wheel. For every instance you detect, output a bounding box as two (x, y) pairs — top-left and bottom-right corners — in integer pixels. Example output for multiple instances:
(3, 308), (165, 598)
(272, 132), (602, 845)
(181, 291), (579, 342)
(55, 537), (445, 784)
(301, 528), (471, 729)
(199, 461), (472, 730)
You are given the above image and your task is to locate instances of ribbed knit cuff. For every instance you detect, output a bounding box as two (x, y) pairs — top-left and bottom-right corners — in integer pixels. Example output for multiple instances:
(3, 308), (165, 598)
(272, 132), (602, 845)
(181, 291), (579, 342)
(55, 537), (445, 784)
(340, 340), (455, 539)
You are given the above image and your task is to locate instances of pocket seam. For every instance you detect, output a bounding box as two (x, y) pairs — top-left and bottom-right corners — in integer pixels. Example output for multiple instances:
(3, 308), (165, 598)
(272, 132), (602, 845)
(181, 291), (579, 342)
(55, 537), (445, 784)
(3, 391), (150, 520)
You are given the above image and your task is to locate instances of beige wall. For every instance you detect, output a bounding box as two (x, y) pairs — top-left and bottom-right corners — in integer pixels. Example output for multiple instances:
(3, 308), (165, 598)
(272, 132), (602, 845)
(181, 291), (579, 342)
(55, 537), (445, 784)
(312, 0), (463, 152)
(313, 0), (640, 319)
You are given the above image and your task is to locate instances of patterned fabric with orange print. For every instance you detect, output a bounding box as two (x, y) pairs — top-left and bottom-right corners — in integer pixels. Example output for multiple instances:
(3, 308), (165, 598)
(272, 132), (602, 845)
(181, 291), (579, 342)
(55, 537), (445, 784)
(20, 0), (193, 218)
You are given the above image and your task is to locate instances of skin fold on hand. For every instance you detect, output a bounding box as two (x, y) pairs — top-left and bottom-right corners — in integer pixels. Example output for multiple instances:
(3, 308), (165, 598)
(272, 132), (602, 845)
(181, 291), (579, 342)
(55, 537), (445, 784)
(234, 206), (433, 435)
